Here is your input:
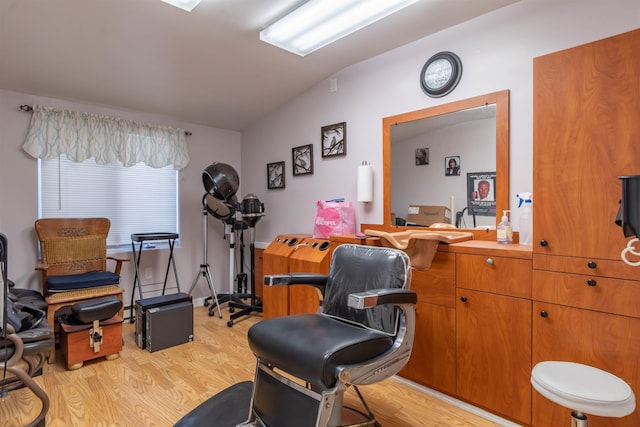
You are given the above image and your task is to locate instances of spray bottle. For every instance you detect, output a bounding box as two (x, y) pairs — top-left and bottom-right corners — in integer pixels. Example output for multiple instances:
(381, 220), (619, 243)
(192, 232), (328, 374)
(517, 192), (533, 245)
(497, 210), (513, 244)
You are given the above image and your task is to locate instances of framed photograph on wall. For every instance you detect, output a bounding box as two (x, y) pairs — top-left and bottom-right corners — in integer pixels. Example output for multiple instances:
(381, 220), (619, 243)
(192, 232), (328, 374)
(415, 148), (429, 165)
(267, 161), (285, 189)
(467, 172), (496, 216)
(292, 144), (314, 175)
(321, 122), (346, 157)
(445, 156), (461, 176)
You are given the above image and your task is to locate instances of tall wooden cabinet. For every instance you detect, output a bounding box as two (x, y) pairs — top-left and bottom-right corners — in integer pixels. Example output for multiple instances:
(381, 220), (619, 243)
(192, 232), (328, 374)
(533, 29), (640, 426)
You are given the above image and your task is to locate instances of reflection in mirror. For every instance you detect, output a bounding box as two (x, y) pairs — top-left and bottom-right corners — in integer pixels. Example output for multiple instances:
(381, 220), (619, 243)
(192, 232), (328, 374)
(383, 90), (509, 229)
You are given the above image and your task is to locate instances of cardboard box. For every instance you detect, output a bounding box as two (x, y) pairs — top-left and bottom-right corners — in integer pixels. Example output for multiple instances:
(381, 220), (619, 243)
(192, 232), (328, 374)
(406, 205), (451, 227)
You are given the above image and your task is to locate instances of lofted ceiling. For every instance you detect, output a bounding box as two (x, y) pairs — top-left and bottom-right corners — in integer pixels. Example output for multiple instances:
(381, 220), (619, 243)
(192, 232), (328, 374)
(0, 0), (517, 131)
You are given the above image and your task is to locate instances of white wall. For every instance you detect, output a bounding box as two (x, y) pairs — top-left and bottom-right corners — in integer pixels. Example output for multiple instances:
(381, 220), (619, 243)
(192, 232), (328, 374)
(241, 0), (639, 246)
(0, 89), (241, 303)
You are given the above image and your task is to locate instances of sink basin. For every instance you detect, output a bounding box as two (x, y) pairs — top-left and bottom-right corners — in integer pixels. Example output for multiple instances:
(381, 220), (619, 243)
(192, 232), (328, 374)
(364, 229), (474, 270)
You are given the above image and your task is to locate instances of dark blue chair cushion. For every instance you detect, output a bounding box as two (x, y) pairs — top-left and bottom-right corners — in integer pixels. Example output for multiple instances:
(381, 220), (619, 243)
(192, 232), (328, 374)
(248, 313), (393, 389)
(47, 271), (120, 292)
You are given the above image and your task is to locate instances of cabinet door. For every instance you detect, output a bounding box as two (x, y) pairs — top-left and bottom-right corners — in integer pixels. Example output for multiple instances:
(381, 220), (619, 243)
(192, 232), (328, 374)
(533, 302), (640, 427)
(533, 29), (640, 259)
(399, 301), (456, 395)
(457, 289), (531, 424)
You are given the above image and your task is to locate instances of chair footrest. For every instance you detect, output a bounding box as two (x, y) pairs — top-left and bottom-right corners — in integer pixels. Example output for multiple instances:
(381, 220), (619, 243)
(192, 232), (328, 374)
(65, 296), (123, 324)
(173, 381), (253, 427)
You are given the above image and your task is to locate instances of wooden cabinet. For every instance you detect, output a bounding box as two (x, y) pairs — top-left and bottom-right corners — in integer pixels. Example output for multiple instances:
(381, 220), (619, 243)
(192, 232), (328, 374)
(288, 238), (331, 315)
(532, 29), (640, 427)
(456, 252), (532, 425)
(253, 247), (263, 299)
(532, 302), (640, 427)
(399, 252), (457, 395)
(533, 29), (640, 261)
(261, 234), (310, 318)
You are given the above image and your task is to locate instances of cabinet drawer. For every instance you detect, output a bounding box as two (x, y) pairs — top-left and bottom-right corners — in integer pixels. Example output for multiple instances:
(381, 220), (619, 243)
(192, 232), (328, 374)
(456, 254), (531, 298)
(533, 254), (640, 280)
(532, 270), (640, 318)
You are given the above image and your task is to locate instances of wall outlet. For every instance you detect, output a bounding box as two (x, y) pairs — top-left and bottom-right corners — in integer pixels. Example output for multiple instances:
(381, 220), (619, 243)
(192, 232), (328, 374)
(144, 267), (152, 280)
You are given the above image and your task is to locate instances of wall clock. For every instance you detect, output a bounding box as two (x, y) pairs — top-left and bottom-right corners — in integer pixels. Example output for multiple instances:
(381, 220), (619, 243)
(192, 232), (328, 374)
(420, 51), (463, 98)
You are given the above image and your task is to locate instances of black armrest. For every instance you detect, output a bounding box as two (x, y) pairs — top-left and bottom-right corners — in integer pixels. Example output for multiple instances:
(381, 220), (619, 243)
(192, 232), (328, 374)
(264, 273), (328, 291)
(347, 289), (417, 309)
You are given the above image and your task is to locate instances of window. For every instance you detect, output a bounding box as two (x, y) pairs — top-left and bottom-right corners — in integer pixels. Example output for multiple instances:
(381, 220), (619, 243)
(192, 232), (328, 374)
(39, 155), (179, 251)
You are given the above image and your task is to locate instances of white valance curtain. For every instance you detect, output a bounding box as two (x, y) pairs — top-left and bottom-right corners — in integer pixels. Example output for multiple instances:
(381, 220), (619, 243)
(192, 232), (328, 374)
(22, 105), (190, 169)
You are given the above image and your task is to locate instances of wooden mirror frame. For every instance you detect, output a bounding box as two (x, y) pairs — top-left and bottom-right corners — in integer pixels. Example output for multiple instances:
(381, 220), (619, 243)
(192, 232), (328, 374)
(383, 90), (510, 228)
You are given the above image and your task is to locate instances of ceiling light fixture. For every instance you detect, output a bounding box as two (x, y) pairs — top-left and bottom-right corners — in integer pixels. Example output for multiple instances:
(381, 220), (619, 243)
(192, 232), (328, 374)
(260, 0), (420, 56)
(161, 0), (203, 12)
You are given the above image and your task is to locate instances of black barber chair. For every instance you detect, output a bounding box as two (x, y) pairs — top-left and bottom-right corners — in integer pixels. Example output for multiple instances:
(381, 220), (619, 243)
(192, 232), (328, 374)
(176, 244), (416, 427)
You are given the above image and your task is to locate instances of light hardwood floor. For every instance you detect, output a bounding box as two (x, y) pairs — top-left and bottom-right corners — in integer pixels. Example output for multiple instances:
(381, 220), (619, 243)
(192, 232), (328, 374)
(5, 307), (515, 427)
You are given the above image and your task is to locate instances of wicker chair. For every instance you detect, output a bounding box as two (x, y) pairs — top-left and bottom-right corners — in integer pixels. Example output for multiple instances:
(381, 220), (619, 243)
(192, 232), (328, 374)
(34, 218), (128, 363)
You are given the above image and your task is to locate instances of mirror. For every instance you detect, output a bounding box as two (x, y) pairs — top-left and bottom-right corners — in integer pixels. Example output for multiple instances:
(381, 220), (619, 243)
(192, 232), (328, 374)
(383, 90), (510, 228)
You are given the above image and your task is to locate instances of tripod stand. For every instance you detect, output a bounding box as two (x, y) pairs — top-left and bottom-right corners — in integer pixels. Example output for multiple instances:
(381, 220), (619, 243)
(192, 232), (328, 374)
(188, 202), (223, 319)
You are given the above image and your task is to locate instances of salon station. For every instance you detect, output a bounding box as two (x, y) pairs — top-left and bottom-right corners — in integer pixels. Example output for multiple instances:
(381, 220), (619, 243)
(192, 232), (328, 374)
(1, 1), (639, 426)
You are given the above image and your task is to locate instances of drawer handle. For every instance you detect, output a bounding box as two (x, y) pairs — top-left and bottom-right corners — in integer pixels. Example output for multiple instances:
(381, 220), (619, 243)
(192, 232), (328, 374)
(486, 258), (494, 265)
(587, 279), (597, 287)
(540, 240), (548, 247)
(460, 296), (467, 303)
(540, 310), (548, 318)
(587, 261), (597, 269)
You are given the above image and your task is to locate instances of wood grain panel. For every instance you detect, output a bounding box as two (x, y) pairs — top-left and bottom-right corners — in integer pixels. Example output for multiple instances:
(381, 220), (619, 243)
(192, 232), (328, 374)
(456, 254), (532, 298)
(411, 252), (456, 308)
(288, 238), (331, 315)
(533, 29), (640, 260)
(532, 302), (640, 427)
(532, 269), (640, 318)
(399, 301), (456, 395)
(261, 234), (310, 318)
(457, 289), (532, 425)
(533, 253), (640, 280)
(253, 248), (263, 298)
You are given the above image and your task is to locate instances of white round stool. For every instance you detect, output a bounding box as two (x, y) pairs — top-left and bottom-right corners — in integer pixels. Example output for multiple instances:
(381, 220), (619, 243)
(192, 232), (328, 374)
(531, 361), (636, 426)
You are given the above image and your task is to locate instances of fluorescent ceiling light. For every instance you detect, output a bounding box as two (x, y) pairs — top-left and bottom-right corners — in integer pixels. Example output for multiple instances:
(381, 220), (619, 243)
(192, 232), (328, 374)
(161, 0), (203, 12)
(260, 0), (420, 56)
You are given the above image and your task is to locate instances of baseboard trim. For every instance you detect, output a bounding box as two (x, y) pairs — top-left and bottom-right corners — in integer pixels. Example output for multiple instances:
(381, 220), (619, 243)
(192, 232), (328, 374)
(391, 376), (523, 427)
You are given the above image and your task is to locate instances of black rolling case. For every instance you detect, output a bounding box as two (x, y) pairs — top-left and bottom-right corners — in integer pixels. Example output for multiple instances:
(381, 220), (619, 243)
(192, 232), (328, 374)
(134, 293), (193, 351)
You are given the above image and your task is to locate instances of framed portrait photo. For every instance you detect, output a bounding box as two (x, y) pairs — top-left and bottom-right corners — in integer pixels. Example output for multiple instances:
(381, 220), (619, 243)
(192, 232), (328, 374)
(467, 171), (496, 216)
(445, 156), (461, 176)
(415, 148), (429, 165)
(267, 161), (285, 189)
(292, 144), (313, 176)
(321, 122), (346, 158)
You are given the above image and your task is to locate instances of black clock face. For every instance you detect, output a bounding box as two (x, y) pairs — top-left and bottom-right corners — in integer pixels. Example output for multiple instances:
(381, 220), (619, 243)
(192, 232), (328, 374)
(420, 51), (462, 98)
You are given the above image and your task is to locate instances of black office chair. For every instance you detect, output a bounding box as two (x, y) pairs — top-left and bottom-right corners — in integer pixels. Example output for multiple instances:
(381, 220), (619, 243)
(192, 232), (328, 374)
(243, 243), (416, 427)
(1, 233), (53, 427)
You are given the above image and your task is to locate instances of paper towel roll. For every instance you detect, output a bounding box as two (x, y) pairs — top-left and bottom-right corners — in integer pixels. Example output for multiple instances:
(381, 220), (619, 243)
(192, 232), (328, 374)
(357, 163), (373, 202)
